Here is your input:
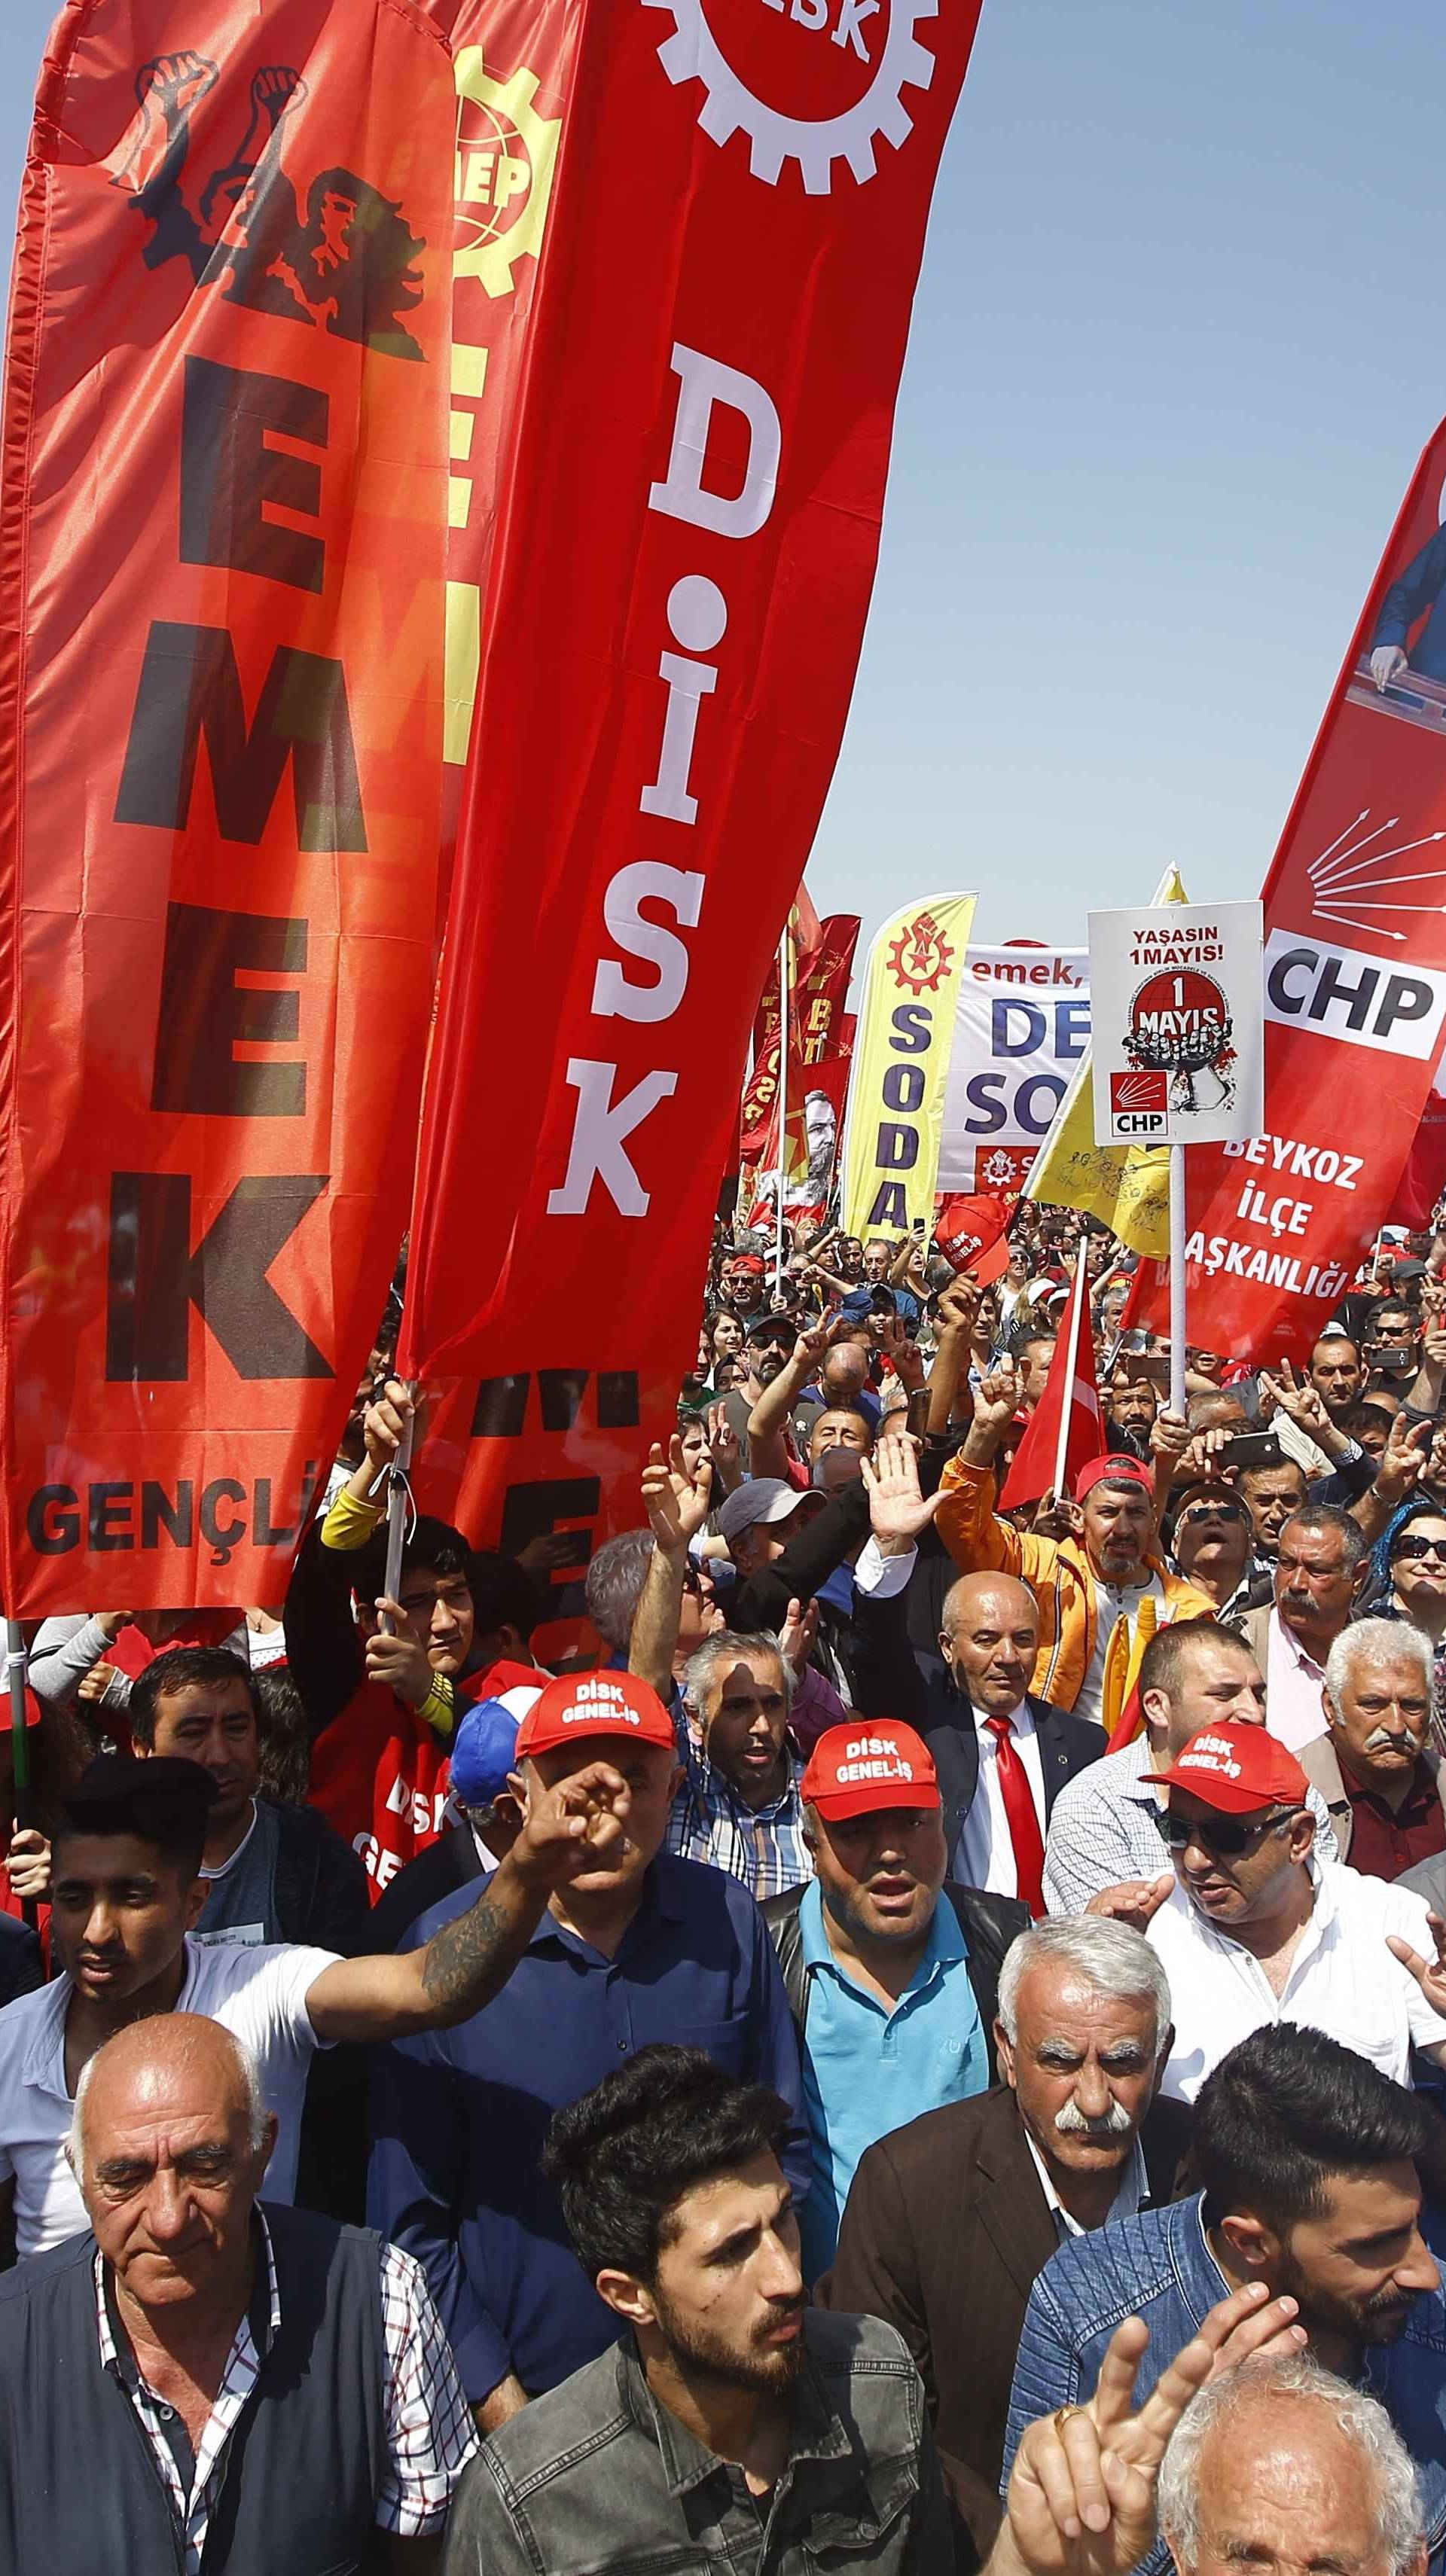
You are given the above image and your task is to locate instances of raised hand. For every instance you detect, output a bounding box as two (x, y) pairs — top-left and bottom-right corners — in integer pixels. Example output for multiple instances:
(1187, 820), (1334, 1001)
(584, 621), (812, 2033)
(1375, 1410), (1432, 1507)
(365, 1602), (433, 1712)
(1386, 1909), (1446, 2020)
(512, 1761), (632, 1889)
(936, 1278), (981, 1339)
(363, 1376), (415, 1478)
(1259, 1359), (1329, 1437)
(860, 1431), (942, 1552)
(778, 1594), (819, 1678)
(641, 1437), (715, 1556)
(973, 1362), (1020, 1438)
(1085, 1873), (1175, 1931)
(994, 2283), (1304, 2576)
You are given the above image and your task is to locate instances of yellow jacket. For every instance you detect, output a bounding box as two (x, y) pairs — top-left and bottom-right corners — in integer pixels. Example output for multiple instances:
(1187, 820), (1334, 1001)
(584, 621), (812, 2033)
(935, 1456), (1214, 1723)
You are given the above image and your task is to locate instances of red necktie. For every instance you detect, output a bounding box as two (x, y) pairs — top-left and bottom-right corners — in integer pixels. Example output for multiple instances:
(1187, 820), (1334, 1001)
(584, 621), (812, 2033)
(986, 1715), (1045, 1917)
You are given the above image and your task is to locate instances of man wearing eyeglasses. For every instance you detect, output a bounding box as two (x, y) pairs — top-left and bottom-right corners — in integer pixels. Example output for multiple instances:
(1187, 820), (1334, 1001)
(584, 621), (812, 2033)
(1086, 1718), (1446, 2105)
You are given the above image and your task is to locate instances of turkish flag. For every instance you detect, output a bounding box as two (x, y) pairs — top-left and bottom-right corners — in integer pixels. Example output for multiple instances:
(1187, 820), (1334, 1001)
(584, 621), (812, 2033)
(1000, 1264), (1103, 1508)
(1390, 1065), (1446, 1230)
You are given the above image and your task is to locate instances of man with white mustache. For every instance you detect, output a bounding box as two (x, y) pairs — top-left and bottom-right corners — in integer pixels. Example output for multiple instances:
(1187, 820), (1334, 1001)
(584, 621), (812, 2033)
(822, 1917), (1173, 2571)
(1300, 1619), (1446, 1882)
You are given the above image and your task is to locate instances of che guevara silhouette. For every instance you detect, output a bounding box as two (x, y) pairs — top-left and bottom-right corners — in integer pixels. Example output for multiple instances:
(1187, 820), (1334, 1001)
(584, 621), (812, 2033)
(111, 52), (426, 361)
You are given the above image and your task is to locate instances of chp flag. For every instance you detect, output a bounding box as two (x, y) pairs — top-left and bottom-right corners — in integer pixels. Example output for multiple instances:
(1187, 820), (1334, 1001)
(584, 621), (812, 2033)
(840, 896), (975, 1242)
(1088, 903), (1264, 1148)
(400, 0), (987, 1629)
(0, 0), (452, 1614)
(1135, 415), (1446, 1360)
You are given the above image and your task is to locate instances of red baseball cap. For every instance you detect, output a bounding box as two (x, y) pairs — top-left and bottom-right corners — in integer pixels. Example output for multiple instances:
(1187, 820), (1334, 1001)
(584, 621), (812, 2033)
(801, 1723), (940, 1821)
(1075, 1453), (1154, 1503)
(1142, 1720), (1308, 1815)
(514, 1669), (676, 1761)
(726, 1254), (765, 1275)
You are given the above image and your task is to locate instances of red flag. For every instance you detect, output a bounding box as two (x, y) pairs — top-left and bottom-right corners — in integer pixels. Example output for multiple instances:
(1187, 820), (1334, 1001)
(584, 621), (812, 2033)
(0, 0), (451, 1614)
(1390, 1066), (1446, 1230)
(1000, 1264), (1102, 1509)
(400, 0), (986, 1602)
(935, 1192), (1014, 1276)
(1137, 418), (1446, 1361)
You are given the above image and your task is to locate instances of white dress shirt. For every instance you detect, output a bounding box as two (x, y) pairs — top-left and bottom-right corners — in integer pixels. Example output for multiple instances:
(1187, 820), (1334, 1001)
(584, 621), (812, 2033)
(1147, 1857), (1444, 2103)
(1075, 1575), (1166, 1725)
(1023, 2131), (1149, 2243)
(1264, 1609), (1329, 1751)
(954, 1700), (1046, 1898)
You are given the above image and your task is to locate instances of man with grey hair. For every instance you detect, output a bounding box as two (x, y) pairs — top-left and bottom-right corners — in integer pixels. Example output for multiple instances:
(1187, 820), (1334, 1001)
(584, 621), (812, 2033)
(0, 2013), (477, 2571)
(823, 1914), (1173, 2571)
(1300, 1617), (1446, 1880)
(584, 1530), (657, 1654)
(665, 1630), (812, 1898)
(987, 2300), (1393, 2576)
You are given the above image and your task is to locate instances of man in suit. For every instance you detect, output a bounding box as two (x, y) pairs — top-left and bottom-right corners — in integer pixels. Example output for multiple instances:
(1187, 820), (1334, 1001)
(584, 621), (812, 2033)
(853, 1568), (1106, 1914)
(822, 1915), (1174, 2572)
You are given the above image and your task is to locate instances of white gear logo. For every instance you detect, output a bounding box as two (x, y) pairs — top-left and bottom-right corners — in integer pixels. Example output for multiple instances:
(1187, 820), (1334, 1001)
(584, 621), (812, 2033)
(642, 0), (938, 192)
(981, 1151), (1017, 1190)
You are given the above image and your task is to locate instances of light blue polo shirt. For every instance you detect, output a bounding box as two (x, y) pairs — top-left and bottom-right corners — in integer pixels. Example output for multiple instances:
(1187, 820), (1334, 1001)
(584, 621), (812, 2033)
(795, 1878), (990, 2278)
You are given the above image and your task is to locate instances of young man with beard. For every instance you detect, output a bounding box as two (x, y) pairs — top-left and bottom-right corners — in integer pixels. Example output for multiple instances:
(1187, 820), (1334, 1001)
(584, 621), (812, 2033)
(1003, 2023), (1446, 2574)
(441, 2046), (950, 2575)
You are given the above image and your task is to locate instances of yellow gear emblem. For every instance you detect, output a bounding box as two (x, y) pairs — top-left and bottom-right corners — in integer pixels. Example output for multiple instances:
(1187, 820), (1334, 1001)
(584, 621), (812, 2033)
(452, 48), (561, 300)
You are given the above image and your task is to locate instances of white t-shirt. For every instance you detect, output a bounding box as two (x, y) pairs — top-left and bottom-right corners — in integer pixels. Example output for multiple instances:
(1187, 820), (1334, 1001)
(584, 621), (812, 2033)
(0, 1935), (337, 2257)
(1147, 1859), (1444, 2104)
(1075, 1574), (1166, 1724)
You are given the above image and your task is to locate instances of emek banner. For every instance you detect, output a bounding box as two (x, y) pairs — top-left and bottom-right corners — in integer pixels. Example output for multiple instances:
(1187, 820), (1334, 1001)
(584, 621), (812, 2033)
(400, 0), (985, 1605)
(1138, 415), (1446, 1361)
(0, 0), (452, 1613)
(938, 942), (1090, 1195)
(841, 896), (975, 1242)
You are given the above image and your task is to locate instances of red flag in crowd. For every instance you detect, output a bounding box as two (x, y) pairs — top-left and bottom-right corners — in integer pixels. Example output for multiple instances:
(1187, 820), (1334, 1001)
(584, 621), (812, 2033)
(401, 0), (985, 1630)
(1136, 415), (1446, 1361)
(0, 0), (453, 1614)
(1390, 1066), (1446, 1230)
(1000, 1261), (1102, 1509)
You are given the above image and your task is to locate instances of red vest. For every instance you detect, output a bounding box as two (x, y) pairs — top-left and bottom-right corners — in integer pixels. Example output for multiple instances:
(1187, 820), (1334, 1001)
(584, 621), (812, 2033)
(306, 1681), (456, 1901)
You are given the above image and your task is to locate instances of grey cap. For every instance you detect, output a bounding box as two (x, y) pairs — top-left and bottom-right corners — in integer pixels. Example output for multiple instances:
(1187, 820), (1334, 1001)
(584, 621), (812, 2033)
(715, 1478), (816, 1546)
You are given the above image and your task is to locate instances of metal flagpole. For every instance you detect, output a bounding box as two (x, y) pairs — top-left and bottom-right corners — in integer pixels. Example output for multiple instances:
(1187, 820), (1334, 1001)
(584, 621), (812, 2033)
(5, 1618), (36, 1930)
(774, 931), (789, 1303)
(1169, 1145), (1188, 1420)
(1053, 1256), (1088, 1501)
(379, 1386), (417, 1625)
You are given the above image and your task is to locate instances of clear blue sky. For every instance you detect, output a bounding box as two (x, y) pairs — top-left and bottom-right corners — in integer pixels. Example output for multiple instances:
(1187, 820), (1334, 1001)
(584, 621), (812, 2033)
(4, 0), (1441, 961)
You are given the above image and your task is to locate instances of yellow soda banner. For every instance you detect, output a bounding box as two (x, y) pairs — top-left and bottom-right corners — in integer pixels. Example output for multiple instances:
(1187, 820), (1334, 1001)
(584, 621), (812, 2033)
(1024, 869), (1188, 1257)
(842, 897), (977, 1242)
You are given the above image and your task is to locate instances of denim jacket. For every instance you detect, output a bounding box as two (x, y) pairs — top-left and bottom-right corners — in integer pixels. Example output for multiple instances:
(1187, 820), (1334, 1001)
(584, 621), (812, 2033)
(1002, 2195), (1446, 2573)
(441, 2313), (950, 2575)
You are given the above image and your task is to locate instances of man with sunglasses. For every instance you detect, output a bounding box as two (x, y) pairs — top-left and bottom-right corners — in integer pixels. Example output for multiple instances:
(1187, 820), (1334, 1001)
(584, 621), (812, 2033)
(1088, 1718), (1446, 2104)
(1042, 1621), (1338, 1917)
(1165, 1483), (1255, 1617)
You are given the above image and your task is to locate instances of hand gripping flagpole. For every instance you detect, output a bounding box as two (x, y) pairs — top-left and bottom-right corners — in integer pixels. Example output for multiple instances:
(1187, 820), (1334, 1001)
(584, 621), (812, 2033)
(5, 1619), (36, 1931)
(378, 1385), (418, 1632)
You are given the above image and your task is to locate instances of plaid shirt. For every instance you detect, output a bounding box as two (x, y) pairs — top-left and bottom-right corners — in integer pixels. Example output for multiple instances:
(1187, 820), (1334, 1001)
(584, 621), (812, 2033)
(667, 1701), (814, 1901)
(94, 2215), (476, 2571)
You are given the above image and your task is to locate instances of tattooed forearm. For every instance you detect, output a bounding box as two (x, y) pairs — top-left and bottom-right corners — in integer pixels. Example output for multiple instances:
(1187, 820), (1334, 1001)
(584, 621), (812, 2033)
(419, 1872), (540, 2023)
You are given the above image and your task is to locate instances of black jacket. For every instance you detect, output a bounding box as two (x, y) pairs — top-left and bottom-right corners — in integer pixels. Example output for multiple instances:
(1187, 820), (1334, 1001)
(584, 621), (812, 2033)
(369, 1817), (484, 1953)
(763, 1879), (1029, 2087)
(270, 1800), (373, 1956)
(850, 1587), (1106, 1858)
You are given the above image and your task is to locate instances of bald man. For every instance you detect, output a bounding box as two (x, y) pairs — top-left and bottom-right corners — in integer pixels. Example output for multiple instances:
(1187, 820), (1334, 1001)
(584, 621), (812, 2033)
(924, 1575), (1106, 1911)
(0, 2014), (475, 2571)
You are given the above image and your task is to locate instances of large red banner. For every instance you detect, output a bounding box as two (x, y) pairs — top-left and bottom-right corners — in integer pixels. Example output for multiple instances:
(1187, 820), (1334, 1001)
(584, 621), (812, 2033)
(402, 0), (981, 1620)
(0, 0), (452, 1614)
(1139, 419), (1446, 1361)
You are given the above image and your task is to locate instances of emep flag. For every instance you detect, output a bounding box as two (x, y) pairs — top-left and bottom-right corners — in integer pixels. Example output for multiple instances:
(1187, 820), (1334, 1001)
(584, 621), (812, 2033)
(1138, 418), (1446, 1360)
(402, 0), (985, 1619)
(938, 943), (1090, 1194)
(0, 0), (452, 1612)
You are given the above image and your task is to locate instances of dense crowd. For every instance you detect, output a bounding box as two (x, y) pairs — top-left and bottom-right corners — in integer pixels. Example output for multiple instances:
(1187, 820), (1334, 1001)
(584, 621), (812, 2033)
(2, 1200), (1446, 2573)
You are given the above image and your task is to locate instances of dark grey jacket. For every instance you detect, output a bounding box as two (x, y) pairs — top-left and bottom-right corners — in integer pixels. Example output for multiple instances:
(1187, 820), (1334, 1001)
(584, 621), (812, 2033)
(441, 2311), (950, 2575)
